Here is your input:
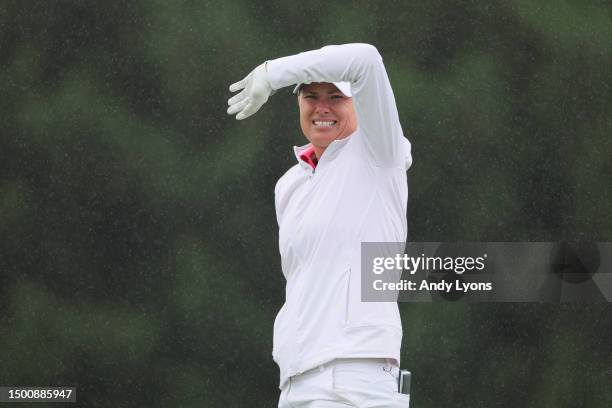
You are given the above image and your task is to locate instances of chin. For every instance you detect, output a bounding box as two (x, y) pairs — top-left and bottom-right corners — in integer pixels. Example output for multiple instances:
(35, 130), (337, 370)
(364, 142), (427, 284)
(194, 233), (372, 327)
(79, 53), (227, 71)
(310, 135), (337, 147)
(311, 128), (342, 140)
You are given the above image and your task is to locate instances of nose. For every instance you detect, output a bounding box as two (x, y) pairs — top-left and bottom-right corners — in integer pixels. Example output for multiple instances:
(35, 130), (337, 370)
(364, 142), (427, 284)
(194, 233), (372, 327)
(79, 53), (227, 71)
(314, 99), (331, 114)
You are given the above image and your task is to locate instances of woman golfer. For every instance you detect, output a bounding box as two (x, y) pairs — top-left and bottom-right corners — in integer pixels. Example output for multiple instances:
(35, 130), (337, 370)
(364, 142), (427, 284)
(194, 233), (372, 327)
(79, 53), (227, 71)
(227, 43), (412, 407)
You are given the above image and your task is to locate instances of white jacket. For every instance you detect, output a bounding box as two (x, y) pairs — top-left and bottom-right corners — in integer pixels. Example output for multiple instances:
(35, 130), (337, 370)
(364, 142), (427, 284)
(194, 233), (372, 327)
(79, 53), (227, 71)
(266, 43), (412, 389)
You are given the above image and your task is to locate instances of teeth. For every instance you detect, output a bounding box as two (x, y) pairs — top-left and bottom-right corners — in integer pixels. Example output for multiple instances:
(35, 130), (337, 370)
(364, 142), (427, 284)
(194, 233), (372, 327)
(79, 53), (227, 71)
(314, 121), (336, 126)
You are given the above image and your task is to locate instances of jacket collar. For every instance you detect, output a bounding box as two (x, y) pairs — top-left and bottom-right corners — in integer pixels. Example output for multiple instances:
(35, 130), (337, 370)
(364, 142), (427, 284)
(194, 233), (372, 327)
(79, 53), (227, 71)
(293, 130), (357, 170)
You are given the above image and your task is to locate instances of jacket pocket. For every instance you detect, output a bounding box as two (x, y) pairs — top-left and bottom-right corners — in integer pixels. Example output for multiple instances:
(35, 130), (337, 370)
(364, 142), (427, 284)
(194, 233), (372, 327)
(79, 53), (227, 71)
(344, 264), (402, 328)
(343, 265), (351, 326)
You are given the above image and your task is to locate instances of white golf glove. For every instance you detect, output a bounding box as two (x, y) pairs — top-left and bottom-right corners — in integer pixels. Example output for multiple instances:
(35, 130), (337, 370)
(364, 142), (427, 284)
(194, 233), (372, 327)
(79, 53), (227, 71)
(227, 62), (274, 120)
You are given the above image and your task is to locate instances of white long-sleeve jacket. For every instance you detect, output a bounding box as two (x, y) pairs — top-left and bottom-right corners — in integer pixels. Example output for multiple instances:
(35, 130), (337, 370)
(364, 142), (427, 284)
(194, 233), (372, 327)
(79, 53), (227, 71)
(266, 43), (412, 389)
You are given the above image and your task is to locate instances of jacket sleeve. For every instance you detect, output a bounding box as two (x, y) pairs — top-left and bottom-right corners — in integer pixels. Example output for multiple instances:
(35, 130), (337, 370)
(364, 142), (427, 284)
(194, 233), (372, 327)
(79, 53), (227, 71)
(266, 43), (412, 169)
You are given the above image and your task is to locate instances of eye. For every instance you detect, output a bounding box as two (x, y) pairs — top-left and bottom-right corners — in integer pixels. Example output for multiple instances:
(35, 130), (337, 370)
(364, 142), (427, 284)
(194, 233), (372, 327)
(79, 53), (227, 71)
(331, 95), (344, 99)
(304, 95), (317, 99)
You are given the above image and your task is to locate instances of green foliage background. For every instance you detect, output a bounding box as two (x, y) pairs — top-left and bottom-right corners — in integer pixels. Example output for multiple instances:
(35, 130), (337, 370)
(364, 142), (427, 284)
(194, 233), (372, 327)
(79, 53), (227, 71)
(1, 1), (611, 407)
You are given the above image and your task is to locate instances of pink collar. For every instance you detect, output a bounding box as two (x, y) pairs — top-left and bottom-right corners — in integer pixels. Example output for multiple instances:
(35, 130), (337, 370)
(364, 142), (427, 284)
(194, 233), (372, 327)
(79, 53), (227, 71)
(298, 146), (318, 170)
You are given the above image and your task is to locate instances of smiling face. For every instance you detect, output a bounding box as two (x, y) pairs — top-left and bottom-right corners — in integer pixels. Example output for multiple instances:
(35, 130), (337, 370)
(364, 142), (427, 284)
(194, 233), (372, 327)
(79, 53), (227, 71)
(298, 83), (358, 158)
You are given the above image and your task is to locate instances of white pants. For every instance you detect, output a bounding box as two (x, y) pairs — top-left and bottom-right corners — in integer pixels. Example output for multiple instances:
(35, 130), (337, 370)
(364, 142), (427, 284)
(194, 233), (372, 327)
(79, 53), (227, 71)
(278, 358), (411, 408)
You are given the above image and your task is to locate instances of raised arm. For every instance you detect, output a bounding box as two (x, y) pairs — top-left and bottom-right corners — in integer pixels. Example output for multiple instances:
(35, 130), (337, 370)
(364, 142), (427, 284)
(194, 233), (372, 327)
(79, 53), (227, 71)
(227, 43), (411, 168)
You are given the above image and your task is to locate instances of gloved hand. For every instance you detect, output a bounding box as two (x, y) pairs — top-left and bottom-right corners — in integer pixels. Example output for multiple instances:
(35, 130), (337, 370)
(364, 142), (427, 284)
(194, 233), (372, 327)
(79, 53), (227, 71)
(227, 62), (274, 120)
